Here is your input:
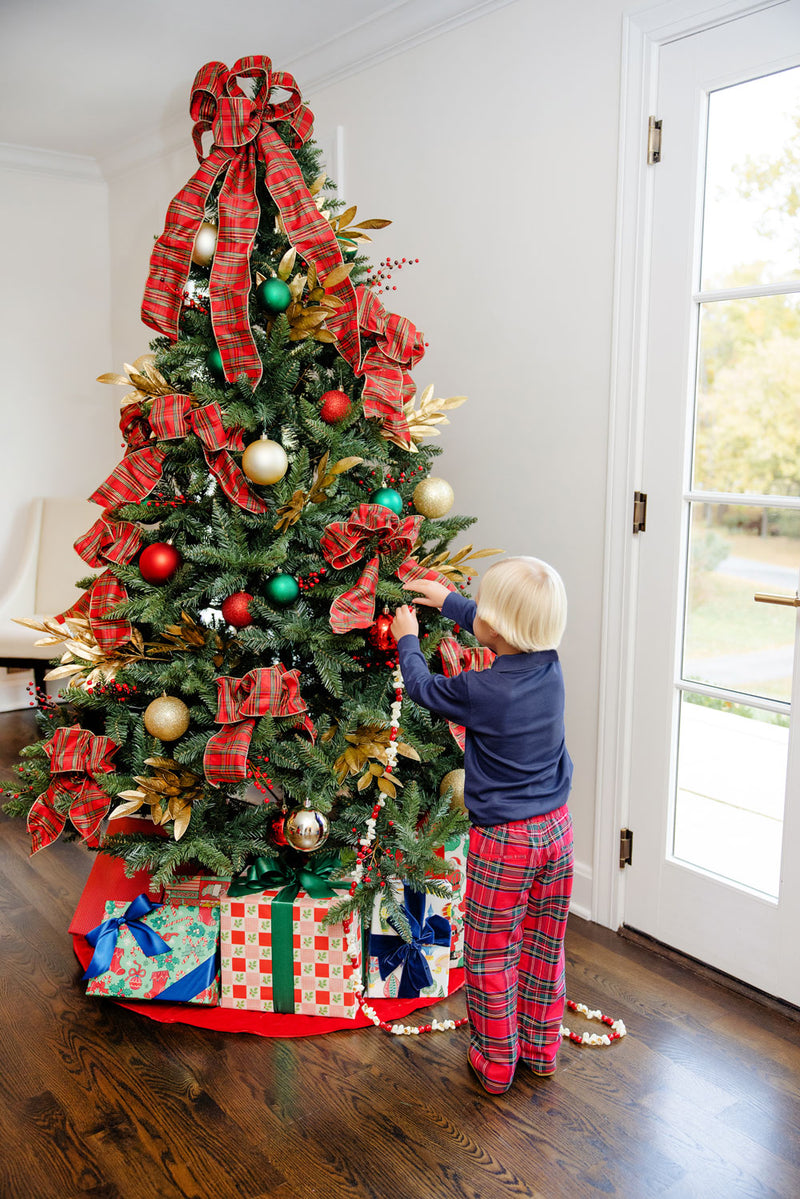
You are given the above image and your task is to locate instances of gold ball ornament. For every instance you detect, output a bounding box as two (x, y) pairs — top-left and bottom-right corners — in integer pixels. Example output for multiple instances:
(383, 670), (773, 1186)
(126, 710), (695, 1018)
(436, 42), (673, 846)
(191, 221), (217, 267)
(144, 695), (190, 741)
(413, 477), (455, 519)
(284, 804), (330, 851)
(241, 437), (289, 485)
(439, 768), (466, 814)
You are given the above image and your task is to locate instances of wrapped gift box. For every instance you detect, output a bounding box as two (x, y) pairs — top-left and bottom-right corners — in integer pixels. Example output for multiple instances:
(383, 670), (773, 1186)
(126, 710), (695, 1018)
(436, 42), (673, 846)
(366, 881), (451, 1000)
(148, 874), (230, 907)
(433, 832), (469, 967)
(85, 896), (220, 1004)
(220, 891), (361, 1018)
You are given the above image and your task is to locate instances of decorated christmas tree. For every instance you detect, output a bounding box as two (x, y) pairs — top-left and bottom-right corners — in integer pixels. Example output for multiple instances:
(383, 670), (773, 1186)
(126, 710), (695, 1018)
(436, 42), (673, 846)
(2, 55), (500, 942)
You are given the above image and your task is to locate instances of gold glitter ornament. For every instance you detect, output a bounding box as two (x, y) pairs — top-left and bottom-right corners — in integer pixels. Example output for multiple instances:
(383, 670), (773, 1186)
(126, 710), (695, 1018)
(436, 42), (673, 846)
(241, 437), (289, 485)
(413, 476), (455, 519)
(191, 221), (217, 267)
(284, 803), (330, 851)
(144, 694), (190, 741)
(439, 768), (466, 814)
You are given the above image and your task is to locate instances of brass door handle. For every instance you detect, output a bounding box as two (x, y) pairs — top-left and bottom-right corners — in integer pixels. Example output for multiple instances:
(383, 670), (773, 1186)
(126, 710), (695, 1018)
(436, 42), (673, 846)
(754, 592), (800, 607)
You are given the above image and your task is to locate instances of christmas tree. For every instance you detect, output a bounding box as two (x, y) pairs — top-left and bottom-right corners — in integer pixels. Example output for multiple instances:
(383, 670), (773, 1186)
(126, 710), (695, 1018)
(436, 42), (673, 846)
(2, 55), (499, 938)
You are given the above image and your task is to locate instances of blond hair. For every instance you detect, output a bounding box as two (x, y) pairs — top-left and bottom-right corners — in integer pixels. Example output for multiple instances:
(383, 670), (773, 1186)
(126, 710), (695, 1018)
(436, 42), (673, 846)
(476, 557), (567, 652)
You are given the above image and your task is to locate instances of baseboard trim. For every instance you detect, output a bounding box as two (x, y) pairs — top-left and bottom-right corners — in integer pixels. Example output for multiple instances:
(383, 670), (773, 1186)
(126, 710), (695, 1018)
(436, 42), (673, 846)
(569, 858), (592, 922)
(620, 924), (800, 1022)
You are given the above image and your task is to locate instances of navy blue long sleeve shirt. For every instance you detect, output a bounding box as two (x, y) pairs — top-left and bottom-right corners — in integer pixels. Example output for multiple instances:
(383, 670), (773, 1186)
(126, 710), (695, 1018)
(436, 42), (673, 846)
(397, 592), (573, 827)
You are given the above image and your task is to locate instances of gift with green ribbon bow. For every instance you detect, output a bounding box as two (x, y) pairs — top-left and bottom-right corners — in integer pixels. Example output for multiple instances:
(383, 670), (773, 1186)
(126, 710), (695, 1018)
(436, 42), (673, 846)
(220, 853), (362, 1017)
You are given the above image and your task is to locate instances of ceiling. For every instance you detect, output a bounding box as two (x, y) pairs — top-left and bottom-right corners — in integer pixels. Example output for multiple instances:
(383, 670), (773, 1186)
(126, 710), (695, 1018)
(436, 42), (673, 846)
(0, 0), (510, 170)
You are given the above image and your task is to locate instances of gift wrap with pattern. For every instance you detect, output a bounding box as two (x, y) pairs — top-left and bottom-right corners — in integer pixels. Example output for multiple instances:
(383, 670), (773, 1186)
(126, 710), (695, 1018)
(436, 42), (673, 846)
(149, 874), (230, 906)
(434, 832), (468, 967)
(366, 881), (451, 1000)
(85, 900), (220, 1004)
(220, 892), (362, 1018)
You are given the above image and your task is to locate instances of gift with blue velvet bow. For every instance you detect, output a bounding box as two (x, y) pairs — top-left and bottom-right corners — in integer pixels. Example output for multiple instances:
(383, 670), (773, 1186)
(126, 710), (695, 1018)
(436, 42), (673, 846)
(367, 882), (452, 999)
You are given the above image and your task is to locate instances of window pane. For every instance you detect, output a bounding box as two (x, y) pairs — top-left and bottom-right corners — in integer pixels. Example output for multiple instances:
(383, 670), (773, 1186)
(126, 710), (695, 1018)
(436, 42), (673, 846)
(701, 67), (800, 290)
(683, 503), (799, 703)
(692, 295), (800, 496)
(674, 694), (786, 898)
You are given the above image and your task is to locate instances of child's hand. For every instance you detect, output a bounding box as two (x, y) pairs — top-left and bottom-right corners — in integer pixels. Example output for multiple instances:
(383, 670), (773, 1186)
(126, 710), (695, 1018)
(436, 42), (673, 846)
(402, 578), (450, 609)
(391, 604), (419, 641)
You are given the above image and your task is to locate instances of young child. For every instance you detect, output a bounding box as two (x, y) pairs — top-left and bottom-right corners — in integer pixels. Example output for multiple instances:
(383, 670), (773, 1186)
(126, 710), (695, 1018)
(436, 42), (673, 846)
(391, 557), (573, 1095)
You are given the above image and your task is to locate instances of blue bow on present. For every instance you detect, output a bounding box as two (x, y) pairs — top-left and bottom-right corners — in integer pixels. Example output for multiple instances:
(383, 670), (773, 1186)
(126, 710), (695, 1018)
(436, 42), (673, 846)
(83, 893), (171, 979)
(370, 885), (451, 998)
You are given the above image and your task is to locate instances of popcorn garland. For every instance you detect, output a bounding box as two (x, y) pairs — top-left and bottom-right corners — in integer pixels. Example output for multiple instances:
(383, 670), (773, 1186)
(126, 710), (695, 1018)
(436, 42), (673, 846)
(560, 1000), (627, 1047)
(339, 664), (627, 1045)
(340, 662), (469, 1036)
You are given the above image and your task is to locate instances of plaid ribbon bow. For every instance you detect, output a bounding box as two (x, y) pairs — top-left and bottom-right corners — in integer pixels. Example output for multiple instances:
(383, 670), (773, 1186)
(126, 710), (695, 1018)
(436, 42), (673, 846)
(91, 394), (267, 514)
(141, 55), (361, 386)
(62, 513), (144, 653)
(203, 666), (316, 786)
(357, 286), (424, 447)
(28, 726), (117, 855)
(320, 503), (423, 634)
(438, 635), (495, 749)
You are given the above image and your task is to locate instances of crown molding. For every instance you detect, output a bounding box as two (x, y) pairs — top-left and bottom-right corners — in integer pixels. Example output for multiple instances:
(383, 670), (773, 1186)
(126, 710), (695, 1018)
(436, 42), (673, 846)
(0, 141), (103, 182)
(98, 0), (518, 180)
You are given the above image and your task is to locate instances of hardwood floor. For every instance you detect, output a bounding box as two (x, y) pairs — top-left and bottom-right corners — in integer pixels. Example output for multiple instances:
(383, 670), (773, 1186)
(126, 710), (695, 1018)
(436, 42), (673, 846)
(1, 710), (798, 1199)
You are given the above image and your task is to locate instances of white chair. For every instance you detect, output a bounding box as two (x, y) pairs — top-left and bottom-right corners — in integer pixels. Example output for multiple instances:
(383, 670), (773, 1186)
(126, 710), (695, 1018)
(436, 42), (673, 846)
(0, 497), (100, 689)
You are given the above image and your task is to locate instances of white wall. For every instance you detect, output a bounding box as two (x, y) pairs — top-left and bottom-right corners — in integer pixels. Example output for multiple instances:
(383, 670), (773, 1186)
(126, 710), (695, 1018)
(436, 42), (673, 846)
(0, 155), (118, 707)
(306, 0), (627, 910)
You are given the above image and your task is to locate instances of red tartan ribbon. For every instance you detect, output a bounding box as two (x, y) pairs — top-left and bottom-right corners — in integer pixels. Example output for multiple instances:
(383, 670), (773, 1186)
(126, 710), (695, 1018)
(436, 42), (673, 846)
(74, 514), (142, 569)
(67, 515), (142, 651)
(28, 727), (117, 855)
(91, 394), (267, 514)
(150, 394), (269, 513)
(120, 403), (152, 451)
(356, 286), (424, 447)
(141, 56), (361, 386)
(204, 666), (316, 786)
(320, 503), (423, 634)
(396, 557), (457, 595)
(59, 571), (132, 653)
(438, 635), (495, 749)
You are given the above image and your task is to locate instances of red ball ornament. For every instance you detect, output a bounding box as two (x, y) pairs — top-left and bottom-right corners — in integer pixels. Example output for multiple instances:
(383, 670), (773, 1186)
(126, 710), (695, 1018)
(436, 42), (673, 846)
(319, 389), (351, 424)
(221, 591), (254, 628)
(139, 542), (181, 584)
(367, 611), (397, 652)
(270, 811), (288, 847)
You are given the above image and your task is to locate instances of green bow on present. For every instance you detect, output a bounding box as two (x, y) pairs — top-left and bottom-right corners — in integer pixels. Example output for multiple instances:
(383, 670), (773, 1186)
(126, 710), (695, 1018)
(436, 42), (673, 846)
(227, 853), (346, 1013)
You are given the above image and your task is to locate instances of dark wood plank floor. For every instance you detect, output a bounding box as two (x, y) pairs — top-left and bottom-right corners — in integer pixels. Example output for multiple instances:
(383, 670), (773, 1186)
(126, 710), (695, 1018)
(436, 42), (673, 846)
(1, 710), (798, 1199)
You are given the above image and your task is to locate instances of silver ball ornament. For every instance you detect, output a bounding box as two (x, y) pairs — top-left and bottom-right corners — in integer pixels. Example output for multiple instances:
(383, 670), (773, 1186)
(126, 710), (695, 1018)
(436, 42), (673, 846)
(191, 221), (217, 267)
(241, 437), (289, 485)
(413, 477), (455, 518)
(284, 804), (330, 851)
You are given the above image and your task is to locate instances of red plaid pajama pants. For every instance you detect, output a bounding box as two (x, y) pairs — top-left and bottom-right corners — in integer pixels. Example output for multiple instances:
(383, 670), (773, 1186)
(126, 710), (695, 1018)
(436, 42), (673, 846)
(464, 805), (573, 1093)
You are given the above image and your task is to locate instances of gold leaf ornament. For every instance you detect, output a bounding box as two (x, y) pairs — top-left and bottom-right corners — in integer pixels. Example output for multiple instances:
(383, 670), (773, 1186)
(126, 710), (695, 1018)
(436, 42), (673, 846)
(385, 384), (467, 452)
(274, 453), (363, 532)
(97, 354), (172, 411)
(12, 615), (152, 690)
(416, 543), (504, 584)
(110, 757), (203, 841)
(333, 724), (419, 794)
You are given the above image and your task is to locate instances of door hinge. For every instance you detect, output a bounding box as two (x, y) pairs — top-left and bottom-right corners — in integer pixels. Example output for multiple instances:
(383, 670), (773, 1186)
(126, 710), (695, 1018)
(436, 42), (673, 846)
(647, 116), (662, 165)
(619, 828), (634, 868)
(633, 491), (647, 534)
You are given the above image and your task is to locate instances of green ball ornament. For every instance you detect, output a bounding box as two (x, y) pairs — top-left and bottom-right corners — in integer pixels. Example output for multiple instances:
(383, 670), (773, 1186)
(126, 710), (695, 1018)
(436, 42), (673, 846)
(371, 487), (404, 515)
(265, 573), (300, 606)
(256, 278), (292, 314)
(207, 347), (225, 382)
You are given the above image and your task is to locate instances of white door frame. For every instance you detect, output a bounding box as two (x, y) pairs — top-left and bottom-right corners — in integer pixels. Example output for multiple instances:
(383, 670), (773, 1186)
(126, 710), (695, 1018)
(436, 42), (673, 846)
(592, 0), (791, 929)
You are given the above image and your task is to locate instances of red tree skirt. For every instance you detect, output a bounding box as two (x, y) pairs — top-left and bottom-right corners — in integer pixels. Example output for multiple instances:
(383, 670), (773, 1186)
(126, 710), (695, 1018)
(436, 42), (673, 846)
(69, 848), (464, 1037)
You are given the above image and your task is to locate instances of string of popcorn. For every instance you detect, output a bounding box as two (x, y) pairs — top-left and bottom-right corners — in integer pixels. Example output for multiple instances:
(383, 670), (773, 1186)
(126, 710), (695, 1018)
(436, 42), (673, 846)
(343, 663), (468, 1036)
(560, 1000), (627, 1046)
